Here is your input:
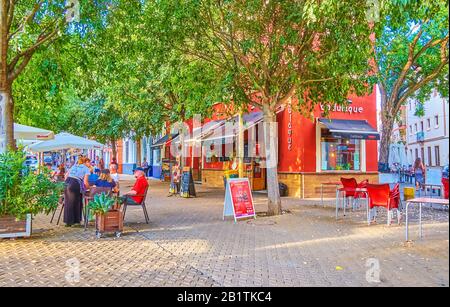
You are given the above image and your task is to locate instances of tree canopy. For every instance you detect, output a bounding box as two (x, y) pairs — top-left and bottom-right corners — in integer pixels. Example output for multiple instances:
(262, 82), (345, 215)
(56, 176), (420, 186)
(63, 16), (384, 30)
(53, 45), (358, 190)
(372, 0), (449, 165)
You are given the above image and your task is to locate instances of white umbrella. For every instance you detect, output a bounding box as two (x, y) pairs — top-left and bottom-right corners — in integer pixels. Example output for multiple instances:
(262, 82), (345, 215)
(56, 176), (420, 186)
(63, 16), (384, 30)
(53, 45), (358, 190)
(14, 123), (54, 141)
(28, 132), (104, 152)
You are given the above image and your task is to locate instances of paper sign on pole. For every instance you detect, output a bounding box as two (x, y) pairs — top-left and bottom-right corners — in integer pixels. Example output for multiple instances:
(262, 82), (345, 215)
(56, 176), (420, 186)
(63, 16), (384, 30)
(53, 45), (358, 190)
(223, 178), (256, 222)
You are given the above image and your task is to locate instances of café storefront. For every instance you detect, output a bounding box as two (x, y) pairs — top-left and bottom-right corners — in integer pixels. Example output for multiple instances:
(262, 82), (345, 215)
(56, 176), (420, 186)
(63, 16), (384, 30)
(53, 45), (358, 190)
(198, 89), (379, 198)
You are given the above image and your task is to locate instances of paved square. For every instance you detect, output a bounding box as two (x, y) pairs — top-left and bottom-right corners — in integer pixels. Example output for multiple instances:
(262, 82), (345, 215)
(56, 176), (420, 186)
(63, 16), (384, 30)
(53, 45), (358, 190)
(0, 180), (448, 287)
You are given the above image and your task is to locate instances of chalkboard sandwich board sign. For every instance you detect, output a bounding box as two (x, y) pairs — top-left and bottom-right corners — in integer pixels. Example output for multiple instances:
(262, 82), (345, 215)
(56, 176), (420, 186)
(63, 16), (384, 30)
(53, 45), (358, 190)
(223, 178), (256, 222)
(180, 167), (197, 198)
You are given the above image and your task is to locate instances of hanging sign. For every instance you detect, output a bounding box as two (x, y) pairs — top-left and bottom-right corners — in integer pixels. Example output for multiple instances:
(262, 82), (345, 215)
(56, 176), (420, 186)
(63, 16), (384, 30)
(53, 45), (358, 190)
(223, 178), (256, 222)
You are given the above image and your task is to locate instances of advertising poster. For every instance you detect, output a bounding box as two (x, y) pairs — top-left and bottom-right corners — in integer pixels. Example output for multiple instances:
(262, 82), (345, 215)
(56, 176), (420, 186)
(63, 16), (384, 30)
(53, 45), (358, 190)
(223, 178), (256, 222)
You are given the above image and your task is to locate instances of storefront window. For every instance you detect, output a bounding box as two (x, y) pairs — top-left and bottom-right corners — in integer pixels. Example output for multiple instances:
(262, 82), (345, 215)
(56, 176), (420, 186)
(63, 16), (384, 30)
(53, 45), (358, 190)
(321, 131), (361, 171)
(153, 148), (161, 166)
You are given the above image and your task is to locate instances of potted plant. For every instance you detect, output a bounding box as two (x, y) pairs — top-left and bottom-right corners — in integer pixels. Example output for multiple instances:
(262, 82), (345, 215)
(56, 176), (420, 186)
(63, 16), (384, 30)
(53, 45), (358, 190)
(88, 193), (123, 238)
(0, 149), (63, 239)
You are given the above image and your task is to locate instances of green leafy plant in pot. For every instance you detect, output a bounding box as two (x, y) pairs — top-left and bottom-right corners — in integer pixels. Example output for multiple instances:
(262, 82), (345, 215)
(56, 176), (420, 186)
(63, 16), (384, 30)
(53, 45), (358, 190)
(87, 193), (116, 215)
(88, 193), (123, 238)
(0, 148), (64, 238)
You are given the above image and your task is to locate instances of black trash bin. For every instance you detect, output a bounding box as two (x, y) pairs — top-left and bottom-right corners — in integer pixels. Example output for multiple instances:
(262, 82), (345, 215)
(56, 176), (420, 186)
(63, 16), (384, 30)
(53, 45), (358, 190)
(279, 182), (288, 197)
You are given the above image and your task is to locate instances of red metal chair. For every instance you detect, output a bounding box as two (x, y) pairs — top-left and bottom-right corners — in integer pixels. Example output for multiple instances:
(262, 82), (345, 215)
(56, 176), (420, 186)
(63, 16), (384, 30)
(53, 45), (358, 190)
(366, 184), (401, 225)
(442, 178), (449, 199)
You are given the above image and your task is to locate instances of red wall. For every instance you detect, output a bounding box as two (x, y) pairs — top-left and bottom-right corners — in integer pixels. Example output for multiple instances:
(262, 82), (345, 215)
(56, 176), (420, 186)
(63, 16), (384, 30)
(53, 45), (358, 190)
(192, 87), (378, 173)
(277, 86), (378, 173)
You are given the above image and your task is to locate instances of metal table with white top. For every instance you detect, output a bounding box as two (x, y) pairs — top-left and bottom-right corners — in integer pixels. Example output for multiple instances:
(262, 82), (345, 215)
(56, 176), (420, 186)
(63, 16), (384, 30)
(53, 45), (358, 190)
(405, 197), (449, 241)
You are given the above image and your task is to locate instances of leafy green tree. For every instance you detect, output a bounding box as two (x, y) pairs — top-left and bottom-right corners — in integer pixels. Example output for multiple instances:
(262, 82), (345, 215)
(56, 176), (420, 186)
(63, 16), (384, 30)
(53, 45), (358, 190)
(0, 0), (110, 151)
(154, 0), (374, 215)
(373, 0), (449, 166)
(68, 93), (129, 161)
(79, 0), (223, 164)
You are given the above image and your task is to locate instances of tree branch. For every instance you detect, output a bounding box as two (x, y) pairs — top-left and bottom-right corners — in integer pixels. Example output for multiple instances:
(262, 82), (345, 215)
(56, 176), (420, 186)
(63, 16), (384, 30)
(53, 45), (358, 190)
(8, 0), (45, 41)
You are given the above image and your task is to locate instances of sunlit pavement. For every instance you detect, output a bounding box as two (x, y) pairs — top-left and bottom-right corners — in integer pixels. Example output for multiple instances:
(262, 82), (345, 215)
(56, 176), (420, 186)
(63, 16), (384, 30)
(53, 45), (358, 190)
(0, 179), (448, 287)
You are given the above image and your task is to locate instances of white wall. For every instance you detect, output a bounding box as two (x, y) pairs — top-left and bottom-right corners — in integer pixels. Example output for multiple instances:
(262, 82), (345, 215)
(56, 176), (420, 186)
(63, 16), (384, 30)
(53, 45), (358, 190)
(406, 91), (449, 167)
(122, 137), (137, 164)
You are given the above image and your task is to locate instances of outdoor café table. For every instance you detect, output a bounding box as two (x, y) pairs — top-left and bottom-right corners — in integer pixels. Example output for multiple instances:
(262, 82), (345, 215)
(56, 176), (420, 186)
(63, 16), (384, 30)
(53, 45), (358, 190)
(321, 181), (342, 207)
(405, 197), (449, 241)
(335, 187), (369, 223)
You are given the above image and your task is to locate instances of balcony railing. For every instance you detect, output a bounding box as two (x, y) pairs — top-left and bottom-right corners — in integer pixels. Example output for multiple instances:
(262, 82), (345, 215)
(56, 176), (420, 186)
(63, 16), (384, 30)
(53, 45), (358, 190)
(416, 131), (425, 142)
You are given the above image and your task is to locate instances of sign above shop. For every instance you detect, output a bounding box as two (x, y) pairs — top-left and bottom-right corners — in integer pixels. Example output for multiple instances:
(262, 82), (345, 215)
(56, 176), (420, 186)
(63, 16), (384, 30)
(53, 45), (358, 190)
(287, 103), (293, 151)
(320, 103), (364, 115)
(223, 178), (256, 223)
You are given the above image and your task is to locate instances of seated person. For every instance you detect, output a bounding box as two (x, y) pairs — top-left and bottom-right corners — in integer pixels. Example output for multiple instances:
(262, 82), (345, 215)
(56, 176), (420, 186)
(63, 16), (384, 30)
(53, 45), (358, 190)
(94, 169), (117, 191)
(53, 164), (66, 182)
(88, 168), (100, 186)
(109, 163), (120, 188)
(120, 167), (148, 205)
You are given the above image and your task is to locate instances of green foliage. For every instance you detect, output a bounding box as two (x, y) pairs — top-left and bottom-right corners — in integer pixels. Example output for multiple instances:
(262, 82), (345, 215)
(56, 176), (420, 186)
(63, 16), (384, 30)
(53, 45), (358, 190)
(373, 0), (448, 163)
(151, 0), (374, 113)
(87, 193), (117, 216)
(0, 149), (64, 220)
(374, 0), (449, 104)
(414, 103), (425, 117)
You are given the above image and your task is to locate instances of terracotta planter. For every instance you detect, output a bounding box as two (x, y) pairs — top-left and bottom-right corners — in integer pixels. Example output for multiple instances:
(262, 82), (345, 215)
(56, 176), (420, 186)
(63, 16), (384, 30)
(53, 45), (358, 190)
(0, 214), (32, 239)
(95, 210), (123, 238)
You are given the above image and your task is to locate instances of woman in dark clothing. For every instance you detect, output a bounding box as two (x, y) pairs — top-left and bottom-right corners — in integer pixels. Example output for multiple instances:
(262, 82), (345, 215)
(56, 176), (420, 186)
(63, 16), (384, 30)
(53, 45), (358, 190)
(64, 157), (90, 226)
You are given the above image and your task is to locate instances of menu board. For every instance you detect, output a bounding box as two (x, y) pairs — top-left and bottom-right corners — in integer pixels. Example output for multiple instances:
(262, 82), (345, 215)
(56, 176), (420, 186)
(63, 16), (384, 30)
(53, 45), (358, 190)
(180, 167), (196, 198)
(223, 178), (256, 222)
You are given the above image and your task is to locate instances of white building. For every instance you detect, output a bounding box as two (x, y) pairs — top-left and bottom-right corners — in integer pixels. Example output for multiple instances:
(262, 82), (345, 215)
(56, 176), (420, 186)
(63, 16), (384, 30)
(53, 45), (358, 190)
(406, 91), (449, 168)
(121, 136), (153, 174)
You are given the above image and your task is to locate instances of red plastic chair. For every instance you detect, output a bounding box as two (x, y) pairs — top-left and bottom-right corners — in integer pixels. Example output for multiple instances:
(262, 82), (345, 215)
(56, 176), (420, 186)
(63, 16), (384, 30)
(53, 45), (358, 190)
(340, 177), (358, 197)
(356, 179), (369, 198)
(442, 178), (449, 199)
(340, 178), (368, 211)
(390, 183), (401, 208)
(366, 184), (401, 225)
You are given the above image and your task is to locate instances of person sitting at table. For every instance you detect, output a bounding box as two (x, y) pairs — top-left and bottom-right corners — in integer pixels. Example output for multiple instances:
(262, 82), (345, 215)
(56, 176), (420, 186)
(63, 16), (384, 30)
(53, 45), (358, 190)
(109, 163), (120, 191)
(88, 168), (100, 186)
(53, 164), (66, 182)
(120, 167), (148, 206)
(94, 169), (117, 191)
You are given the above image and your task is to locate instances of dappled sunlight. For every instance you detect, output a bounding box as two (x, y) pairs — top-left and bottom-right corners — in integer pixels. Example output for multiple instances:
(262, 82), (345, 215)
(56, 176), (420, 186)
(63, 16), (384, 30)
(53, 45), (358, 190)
(254, 222), (449, 252)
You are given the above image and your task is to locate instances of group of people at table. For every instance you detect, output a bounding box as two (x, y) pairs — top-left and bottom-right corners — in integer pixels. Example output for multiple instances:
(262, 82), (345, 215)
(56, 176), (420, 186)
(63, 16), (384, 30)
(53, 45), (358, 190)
(61, 156), (148, 227)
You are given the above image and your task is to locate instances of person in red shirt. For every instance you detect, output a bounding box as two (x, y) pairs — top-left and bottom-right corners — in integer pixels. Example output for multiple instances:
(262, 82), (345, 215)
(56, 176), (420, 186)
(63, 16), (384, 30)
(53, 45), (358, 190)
(121, 167), (149, 205)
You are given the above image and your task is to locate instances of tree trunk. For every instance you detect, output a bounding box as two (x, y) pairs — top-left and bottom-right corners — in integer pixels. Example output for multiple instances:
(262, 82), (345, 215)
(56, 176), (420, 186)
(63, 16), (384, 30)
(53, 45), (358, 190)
(0, 0), (11, 153)
(0, 88), (15, 152)
(262, 104), (281, 216)
(238, 111), (245, 178)
(136, 138), (142, 166)
(379, 104), (395, 168)
(179, 127), (185, 169)
(111, 138), (117, 161)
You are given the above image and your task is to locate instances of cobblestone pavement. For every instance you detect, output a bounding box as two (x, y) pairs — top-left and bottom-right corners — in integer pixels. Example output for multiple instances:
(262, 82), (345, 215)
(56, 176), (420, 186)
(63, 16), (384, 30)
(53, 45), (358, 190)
(0, 179), (448, 287)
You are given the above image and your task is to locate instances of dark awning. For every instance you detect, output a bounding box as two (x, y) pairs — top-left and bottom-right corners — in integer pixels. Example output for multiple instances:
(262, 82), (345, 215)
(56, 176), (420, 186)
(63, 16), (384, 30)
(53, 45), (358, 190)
(151, 133), (179, 147)
(318, 119), (380, 140)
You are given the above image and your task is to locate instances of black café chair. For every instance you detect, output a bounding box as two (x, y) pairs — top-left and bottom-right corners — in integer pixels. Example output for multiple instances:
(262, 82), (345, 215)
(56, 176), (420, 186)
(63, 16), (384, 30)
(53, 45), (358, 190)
(122, 186), (150, 224)
(50, 193), (65, 225)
